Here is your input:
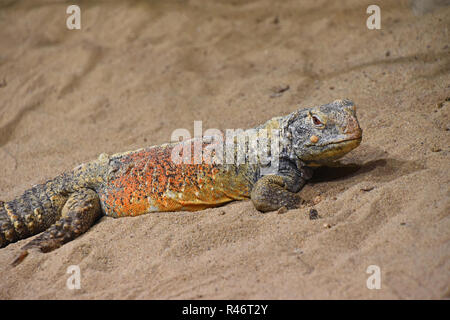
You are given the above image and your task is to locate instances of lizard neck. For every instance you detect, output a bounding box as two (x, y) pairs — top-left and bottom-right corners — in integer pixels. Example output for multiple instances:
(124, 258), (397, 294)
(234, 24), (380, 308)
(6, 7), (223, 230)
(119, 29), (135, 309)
(249, 114), (306, 178)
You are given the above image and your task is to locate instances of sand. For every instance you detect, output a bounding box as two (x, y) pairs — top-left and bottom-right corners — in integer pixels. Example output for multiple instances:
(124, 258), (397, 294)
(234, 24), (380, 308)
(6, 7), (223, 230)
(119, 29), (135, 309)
(0, 0), (449, 299)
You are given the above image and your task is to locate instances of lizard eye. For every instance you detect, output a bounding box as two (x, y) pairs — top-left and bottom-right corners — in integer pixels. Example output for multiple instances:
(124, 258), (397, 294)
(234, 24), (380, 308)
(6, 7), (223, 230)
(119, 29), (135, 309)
(311, 115), (323, 127)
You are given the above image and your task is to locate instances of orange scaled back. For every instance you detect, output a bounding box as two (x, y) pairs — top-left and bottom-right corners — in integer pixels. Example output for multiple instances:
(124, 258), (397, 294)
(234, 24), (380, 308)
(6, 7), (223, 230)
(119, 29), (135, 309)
(98, 143), (253, 217)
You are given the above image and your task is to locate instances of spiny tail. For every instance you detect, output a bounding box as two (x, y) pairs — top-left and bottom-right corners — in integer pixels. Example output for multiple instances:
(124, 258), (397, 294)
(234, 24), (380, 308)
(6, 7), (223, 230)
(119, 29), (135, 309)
(0, 176), (70, 248)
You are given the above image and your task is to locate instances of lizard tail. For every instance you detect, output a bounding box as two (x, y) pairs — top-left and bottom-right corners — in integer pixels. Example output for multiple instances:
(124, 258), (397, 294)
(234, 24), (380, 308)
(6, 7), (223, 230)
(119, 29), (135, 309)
(0, 181), (68, 248)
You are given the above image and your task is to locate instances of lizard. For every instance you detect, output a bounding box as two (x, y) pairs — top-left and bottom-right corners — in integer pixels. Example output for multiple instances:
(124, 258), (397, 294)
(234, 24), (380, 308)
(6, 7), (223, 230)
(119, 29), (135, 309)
(0, 99), (362, 265)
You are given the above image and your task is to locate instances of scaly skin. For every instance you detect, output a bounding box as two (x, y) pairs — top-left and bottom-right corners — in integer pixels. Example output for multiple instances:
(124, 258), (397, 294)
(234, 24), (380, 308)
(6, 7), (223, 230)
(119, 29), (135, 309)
(1, 99), (362, 264)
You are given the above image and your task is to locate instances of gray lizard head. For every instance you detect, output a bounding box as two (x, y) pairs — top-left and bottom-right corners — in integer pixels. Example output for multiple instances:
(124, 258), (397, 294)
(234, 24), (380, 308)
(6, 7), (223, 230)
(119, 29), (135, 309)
(285, 99), (362, 166)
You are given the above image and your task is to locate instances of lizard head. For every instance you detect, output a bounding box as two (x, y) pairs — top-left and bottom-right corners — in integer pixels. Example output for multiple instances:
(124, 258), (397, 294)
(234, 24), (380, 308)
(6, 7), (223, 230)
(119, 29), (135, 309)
(286, 99), (362, 166)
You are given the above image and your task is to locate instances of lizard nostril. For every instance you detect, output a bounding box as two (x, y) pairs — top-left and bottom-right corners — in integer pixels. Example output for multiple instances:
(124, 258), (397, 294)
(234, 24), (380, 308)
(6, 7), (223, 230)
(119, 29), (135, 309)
(344, 117), (362, 137)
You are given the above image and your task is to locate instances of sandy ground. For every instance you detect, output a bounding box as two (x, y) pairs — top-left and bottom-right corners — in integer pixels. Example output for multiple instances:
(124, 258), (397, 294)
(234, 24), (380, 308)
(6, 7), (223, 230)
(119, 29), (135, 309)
(0, 0), (449, 299)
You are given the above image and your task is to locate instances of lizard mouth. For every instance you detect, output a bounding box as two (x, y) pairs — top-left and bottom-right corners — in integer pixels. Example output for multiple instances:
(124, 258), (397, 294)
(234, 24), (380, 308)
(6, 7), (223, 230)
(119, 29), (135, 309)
(306, 136), (362, 148)
(302, 136), (362, 164)
(326, 136), (362, 146)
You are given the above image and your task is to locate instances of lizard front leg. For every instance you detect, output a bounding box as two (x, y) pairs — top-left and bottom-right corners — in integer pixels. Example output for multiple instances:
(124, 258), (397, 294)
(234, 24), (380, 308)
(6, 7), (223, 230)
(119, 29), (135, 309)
(250, 174), (307, 212)
(12, 188), (101, 266)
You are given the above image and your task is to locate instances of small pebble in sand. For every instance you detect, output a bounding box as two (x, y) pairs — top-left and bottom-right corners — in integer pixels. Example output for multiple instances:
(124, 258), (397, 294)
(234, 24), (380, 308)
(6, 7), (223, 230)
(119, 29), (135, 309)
(323, 223), (331, 229)
(309, 209), (319, 220)
(430, 146), (441, 152)
(277, 206), (288, 214)
(270, 84), (290, 98)
(313, 195), (322, 205)
(219, 210), (226, 215)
